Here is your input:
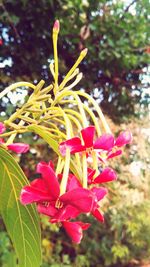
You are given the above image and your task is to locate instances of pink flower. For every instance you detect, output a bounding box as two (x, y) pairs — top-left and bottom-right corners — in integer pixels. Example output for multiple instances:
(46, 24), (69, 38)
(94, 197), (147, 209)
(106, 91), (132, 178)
(0, 123), (29, 153)
(20, 161), (95, 243)
(7, 143), (29, 153)
(98, 130), (132, 162)
(59, 126), (95, 156)
(59, 126), (132, 161)
(20, 162), (94, 214)
(115, 131), (133, 147)
(88, 167), (117, 184)
(0, 122), (6, 134)
(90, 187), (108, 222)
(62, 221), (90, 244)
(20, 161), (110, 242)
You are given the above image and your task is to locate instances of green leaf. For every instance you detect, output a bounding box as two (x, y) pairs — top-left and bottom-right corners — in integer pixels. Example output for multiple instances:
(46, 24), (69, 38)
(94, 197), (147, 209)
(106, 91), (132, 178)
(0, 147), (42, 267)
(28, 124), (80, 178)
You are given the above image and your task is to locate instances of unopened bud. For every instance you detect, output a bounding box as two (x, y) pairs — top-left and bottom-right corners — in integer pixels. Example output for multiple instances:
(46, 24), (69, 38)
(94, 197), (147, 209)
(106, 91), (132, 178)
(80, 48), (88, 58)
(53, 20), (60, 33)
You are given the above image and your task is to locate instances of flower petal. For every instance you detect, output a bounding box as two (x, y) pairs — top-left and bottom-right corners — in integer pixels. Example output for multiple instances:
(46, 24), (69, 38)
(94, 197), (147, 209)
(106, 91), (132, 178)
(93, 168), (117, 184)
(92, 209), (104, 222)
(51, 205), (80, 222)
(67, 174), (82, 191)
(0, 138), (4, 144)
(37, 203), (57, 217)
(59, 188), (93, 213)
(107, 149), (122, 159)
(0, 122), (6, 134)
(36, 160), (54, 172)
(77, 221), (91, 230)
(30, 178), (49, 193)
(62, 221), (90, 244)
(59, 137), (84, 156)
(81, 126), (95, 148)
(7, 143), (29, 153)
(91, 187), (108, 201)
(115, 131), (132, 147)
(87, 168), (96, 184)
(36, 162), (60, 199)
(94, 134), (114, 150)
(20, 184), (50, 205)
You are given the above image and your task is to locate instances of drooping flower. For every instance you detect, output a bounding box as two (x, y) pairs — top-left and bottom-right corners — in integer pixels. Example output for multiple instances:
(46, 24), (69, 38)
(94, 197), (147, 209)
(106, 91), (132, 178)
(7, 143), (29, 153)
(58, 174), (108, 223)
(88, 167), (117, 184)
(20, 161), (110, 242)
(20, 161), (96, 243)
(0, 122), (6, 134)
(20, 161), (94, 215)
(62, 221), (90, 244)
(0, 122), (29, 153)
(59, 126), (95, 156)
(59, 126), (132, 163)
(90, 187), (108, 222)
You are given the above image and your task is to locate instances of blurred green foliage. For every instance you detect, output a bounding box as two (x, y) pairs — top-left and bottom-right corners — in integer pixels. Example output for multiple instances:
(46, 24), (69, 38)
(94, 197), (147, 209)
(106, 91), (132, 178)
(0, 230), (17, 267)
(0, 0), (150, 117)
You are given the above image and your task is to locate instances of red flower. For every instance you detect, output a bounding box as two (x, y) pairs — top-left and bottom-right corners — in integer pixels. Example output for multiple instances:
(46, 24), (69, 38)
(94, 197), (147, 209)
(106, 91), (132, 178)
(62, 221), (90, 244)
(20, 161), (94, 214)
(90, 187), (108, 222)
(59, 126), (95, 156)
(88, 167), (117, 184)
(59, 126), (132, 162)
(20, 161), (110, 242)
(0, 122), (6, 134)
(20, 161), (96, 243)
(0, 123), (29, 153)
(7, 143), (29, 153)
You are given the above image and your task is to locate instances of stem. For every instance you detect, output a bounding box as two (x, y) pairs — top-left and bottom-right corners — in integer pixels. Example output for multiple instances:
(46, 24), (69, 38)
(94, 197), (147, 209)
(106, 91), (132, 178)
(0, 82), (36, 99)
(0, 129), (26, 138)
(83, 104), (101, 136)
(59, 73), (83, 92)
(92, 150), (99, 176)
(82, 152), (88, 188)
(53, 91), (88, 128)
(77, 91), (112, 134)
(59, 49), (87, 91)
(53, 31), (59, 94)
(55, 157), (64, 176)
(67, 114), (82, 131)
(6, 112), (30, 145)
(60, 148), (70, 195)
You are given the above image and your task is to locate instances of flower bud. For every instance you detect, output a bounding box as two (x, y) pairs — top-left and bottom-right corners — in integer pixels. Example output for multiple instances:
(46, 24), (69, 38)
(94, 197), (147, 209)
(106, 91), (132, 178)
(53, 20), (60, 33)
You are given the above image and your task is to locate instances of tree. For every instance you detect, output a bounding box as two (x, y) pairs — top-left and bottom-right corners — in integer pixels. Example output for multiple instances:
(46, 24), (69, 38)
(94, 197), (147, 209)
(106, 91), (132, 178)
(0, 0), (150, 117)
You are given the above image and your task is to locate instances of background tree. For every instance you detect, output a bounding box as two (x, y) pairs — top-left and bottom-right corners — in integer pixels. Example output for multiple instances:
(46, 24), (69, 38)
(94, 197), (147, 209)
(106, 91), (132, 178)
(0, 0), (150, 118)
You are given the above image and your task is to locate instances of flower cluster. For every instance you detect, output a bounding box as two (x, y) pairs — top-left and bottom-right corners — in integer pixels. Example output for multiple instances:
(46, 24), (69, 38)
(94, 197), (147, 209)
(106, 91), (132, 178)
(20, 125), (132, 243)
(0, 122), (29, 153)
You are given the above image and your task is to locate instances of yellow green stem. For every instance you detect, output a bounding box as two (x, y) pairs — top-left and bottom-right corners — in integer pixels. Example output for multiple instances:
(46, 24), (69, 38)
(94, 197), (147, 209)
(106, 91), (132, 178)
(82, 152), (88, 188)
(92, 150), (99, 176)
(83, 104), (101, 136)
(58, 49), (87, 91)
(6, 112), (30, 145)
(0, 82), (36, 99)
(77, 91), (111, 134)
(55, 156), (64, 176)
(60, 148), (70, 195)
(53, 32), (59, 94)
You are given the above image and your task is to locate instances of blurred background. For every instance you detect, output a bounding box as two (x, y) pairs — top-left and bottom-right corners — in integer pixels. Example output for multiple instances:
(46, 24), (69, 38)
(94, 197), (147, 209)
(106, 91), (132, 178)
(0, 0), (150, 266)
